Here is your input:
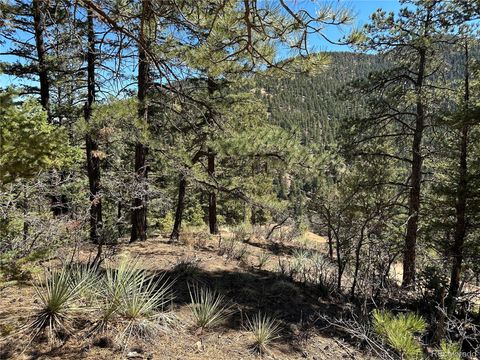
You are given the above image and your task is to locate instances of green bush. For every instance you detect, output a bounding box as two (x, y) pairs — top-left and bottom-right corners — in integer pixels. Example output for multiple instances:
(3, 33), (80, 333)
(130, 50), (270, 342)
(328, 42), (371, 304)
(185, 202), (205, 227)
(158, 212), (175, 233)
(373, 310), (426, 359)
(438, 340), (461, 360)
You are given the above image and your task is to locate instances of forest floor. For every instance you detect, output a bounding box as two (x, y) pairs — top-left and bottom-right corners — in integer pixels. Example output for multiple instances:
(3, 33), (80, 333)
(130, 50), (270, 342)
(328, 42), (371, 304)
(0, 229), (375, 360)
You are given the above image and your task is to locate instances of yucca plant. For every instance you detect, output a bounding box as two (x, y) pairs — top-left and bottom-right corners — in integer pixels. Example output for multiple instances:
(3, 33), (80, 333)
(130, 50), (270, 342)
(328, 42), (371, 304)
(96, 256), (174, 343)
(373, 310), (426, 359)
(172, 257), (201, 282)
(188, 284), (232, 330)
(29, 265), (94, 342)
(68, 262), (100, 305)
(234, 244), (248, 261)
(99, 257), (145, 324)
(245, 312), (281, 354)
(117, 272), (174, 341)
(257, 251), (271, 270)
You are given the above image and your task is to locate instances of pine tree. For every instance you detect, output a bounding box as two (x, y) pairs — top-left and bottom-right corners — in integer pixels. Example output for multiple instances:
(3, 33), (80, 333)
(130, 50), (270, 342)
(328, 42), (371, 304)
(346, 0), (473, 287)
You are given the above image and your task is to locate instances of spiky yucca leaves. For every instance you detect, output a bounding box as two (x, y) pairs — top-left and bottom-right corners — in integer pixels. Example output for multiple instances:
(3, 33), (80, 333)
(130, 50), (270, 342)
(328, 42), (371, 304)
(245, 312), (281, 353)
(98, 257), (174, 343)
(68, 263), (100, 305)
(29, 265), (95, 342)
(188, 284), (232, 329)
(373, 310), (426, 359)
(99, 257), (145, 325)
(117, 272), (174, 342)
(257, 251), (271, 269)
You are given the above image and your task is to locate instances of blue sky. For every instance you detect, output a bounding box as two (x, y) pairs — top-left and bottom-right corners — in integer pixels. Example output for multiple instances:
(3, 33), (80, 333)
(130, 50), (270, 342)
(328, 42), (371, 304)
(0, 1), (403, 89)
(308, 0), (402, 51)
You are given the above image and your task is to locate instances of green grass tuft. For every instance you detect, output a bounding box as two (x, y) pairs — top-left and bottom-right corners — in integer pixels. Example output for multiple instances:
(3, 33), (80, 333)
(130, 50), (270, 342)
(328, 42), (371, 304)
(188, 284), (232, 329)
(245, 312), (281, 354)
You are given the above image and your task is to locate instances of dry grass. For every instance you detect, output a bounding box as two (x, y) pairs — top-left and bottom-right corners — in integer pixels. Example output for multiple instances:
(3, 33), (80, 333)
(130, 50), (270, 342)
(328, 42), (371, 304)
(0, 231), (374, 360)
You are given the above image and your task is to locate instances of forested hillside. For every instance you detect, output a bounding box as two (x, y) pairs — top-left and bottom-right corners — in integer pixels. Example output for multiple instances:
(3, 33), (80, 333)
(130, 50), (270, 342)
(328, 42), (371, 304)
(261, 49), (475, 145)
(259, 52), (384, 144)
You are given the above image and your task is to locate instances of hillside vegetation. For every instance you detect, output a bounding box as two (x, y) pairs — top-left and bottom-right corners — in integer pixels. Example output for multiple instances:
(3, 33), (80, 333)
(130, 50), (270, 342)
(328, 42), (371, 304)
(1, 0), (480, 359)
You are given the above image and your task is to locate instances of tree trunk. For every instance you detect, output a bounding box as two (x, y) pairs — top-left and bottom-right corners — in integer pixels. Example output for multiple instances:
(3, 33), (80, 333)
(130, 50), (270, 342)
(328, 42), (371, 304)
(33, 0), (64, 216)
(206, 77), (218, 235)
(130, 144), (149, 242)
(84, 8), (102, 244)
(130, 0), (152, 243)
(251, 206), (257, 225)
(351, 226), (366, 300)
(208, 148), (218, 235)
(117, 201), (123, 236)
(22, 184), (29, 243)
(447, 42), (470, 308)
(170, 174), (187, 242)
(332, 226), (343, 290)
(402, 47), (427, 288)
(32, 0), (49, 115)
(327, 226), (333, 260)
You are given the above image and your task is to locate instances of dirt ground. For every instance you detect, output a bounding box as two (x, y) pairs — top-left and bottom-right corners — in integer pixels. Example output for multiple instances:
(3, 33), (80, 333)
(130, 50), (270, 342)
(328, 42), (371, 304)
(0, 231), (374, 360)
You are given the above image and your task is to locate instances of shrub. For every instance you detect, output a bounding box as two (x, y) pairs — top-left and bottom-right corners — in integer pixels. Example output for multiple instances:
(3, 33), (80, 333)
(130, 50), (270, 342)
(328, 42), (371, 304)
(231, 223), (251, 242)
(158, 212), (174, 233)
(219, 237), (238, 258)
(180, 227), (210, 248)
(29, 265), (95, 342)
(171, 256), (202, 282)
(257, 251), (271, 270)
(269, 280), (301, 303)
(438, 340), (461, 360)
(245, 312), (281, 353)
(373, 310), (426, 359)
(188, 284), (232, 329)
(234, 243), (248, 262)
(97, 256), (174, 344)
(184, 202), (205, 227)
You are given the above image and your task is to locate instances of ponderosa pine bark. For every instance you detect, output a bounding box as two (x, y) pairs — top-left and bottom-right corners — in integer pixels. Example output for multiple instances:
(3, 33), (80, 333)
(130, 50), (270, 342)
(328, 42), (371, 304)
(170, 174), (187, 242)
(207, 148), (218, 235)
(447, 41), (470, 307)
(33, 0), (65, 216)
(402, 46), (427, 288)
(84, 7), (103, 244)
(32, 0), (49, 116)
(130, 0), (152, 243)
(206, 77), (218, 235)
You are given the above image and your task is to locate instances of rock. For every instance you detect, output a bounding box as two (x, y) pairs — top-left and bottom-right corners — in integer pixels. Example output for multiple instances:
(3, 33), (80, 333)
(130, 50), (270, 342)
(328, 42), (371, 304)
(288, 323), (301, 336)
(195, 340), (203, 352)
(126, 351), (143, 359)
